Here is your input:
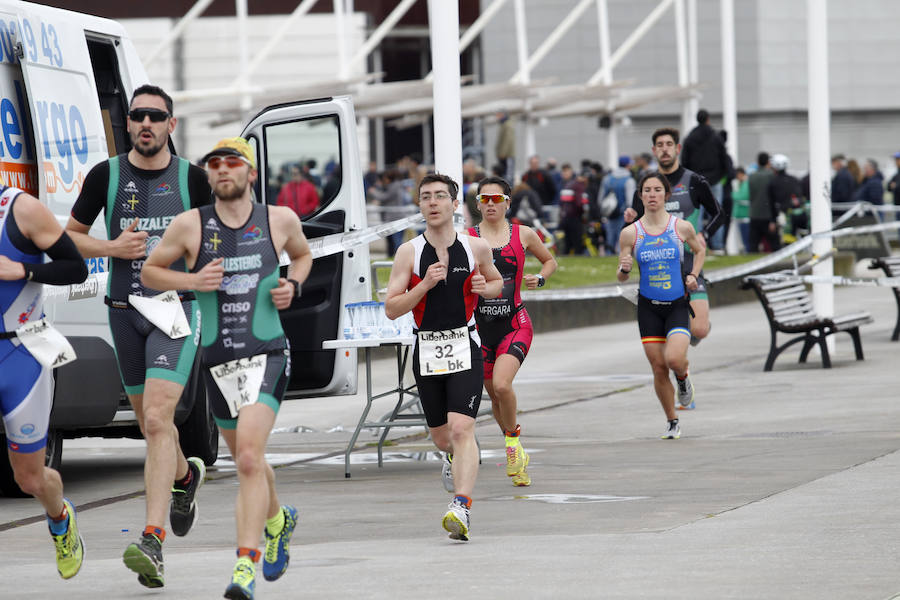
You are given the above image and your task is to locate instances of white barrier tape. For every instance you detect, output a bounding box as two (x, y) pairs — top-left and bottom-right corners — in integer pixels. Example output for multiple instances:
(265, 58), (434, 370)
(41, 214), (899, 306)
(748, 272), (900, 287)
(307, 214), (425, 260)
(832, 202), (900, 213)
(523, 220), (900, 302)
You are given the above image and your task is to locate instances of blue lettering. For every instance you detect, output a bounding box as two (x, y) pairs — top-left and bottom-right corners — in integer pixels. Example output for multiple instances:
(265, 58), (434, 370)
(69, 106), (87, 164)
(1, 99), (22, 159)
(0, 21), (11, 64)
(50, 102), (73, 182)
(13, 81), (34, 161)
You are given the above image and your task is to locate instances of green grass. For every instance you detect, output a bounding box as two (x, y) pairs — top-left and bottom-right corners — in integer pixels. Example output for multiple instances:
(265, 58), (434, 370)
(373, 253), (764, 294)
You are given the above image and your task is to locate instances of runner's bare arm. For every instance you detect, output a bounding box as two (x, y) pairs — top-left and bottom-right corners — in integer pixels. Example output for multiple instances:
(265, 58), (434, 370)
(0, 194), (87, 285)
(385, 242), (434, 320)
(470, 237), (503, 299)
(141, 210), (221, 292)
(520, 225), (558, 289)
(617, 225), (636, 282)
(271, 206), (312, 309)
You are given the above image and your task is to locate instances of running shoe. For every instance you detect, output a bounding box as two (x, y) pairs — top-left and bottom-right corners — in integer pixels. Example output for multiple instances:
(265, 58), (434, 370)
(123, 533), (165, 588)
(442, 499), (470, 541)
(511, 451), (531, 486)
(263, 505), (298, 582)
(506, 443), (528, 477)
(170, 456), (205, 537)
(51, 498), (84, 579)
(224, 556), (256, 600)
(441, 452), (454, 493)
(676, 374), (694, 409)
(661, 419), (681, 440)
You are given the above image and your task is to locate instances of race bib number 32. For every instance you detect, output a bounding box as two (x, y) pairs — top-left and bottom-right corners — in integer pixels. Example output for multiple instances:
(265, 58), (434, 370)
(210, 354), (267, 418)
(417, 327), (471, 376)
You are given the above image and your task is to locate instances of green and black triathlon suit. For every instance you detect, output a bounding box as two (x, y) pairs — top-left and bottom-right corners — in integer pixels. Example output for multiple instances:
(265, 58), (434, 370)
(71, 155), (211, 395)
(192, 203), (290, 429)
(631, 166), (720, 301)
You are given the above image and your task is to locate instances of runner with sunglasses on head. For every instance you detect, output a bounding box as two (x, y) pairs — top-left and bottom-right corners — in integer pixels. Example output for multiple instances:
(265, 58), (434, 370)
(66, 84), (212, 589)
(466, 176), (556, 487)
(617, 172), (706, 440)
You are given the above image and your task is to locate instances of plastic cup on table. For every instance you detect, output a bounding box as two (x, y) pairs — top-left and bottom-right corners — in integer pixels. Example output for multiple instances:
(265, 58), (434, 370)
(344, 302), (358, 339)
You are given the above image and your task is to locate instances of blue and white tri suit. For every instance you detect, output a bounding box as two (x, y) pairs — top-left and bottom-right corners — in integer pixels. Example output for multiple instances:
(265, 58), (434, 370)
(633, 216), (691, 344)
(0, 187), (53, 453)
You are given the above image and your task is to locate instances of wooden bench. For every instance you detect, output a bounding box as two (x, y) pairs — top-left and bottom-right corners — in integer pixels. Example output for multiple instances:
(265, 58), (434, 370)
(868, 256), (900, 341)
(742, 276), (873, 371)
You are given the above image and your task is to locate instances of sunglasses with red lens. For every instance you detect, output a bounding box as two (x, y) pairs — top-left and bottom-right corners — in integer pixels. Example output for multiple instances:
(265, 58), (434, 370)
(206, 155), (250, 169)
(476, 193), (509, 204)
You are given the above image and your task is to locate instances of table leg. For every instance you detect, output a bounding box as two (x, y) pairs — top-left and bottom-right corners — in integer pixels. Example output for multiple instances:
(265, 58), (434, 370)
(345, 347), (374, 478)
(377, 345), (407, 467)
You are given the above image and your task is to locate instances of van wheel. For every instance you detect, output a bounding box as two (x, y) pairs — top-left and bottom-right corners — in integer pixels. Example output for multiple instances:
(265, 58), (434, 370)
(0, 430), (63, 497)
(178, 388), (219, 467)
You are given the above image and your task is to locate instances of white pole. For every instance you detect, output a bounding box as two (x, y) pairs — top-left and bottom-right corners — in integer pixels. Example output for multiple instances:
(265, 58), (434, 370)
(427, 0), (464, 207)
(674, 0), (691, 133)
(424, 0), (511, 82)
(347, 0), (417, 75)
(720, 0), (738, 161)
(514, 0), (536, 163)
(143, 0), (216, 66)
(588, 0), (675, 85)
(686, 0), (699, 121)
(509, 0), (594, 84)
(807, 0), (834, 340)
(334, 0), (348, 80)
(596, 0), (617, 166)
(235, 0), (251, 114)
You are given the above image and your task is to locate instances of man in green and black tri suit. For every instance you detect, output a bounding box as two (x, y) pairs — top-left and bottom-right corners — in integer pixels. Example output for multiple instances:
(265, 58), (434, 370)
(142, 137), (312, 600)
(65, 85), (211, 588)
(624, 127), (722, 408)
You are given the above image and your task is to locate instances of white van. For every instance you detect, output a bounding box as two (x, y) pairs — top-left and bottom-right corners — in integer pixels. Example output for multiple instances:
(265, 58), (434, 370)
(0, 1), (370, 495)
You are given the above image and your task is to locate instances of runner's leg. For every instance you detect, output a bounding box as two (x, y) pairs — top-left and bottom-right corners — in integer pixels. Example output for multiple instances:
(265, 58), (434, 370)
(219, 402), (278, 549)
(8, 448), (63, 516)
(444, 413), (478, 497)
(484, 354), (521, 433)
(140, 378), (187, 530)
(643, 343), (676, 420)
(689, 298), (710, 340)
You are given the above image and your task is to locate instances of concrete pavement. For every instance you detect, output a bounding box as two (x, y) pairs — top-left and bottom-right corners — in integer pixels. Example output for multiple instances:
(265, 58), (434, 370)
(3, 284), (900, 599)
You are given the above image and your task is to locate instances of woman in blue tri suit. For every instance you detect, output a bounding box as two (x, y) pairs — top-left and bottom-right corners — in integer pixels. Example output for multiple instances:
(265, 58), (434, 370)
(617, 172), (706, 440)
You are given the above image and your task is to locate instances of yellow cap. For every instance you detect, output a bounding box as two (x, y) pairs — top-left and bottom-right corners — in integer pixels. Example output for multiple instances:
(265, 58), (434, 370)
(201, 136), (256, 169)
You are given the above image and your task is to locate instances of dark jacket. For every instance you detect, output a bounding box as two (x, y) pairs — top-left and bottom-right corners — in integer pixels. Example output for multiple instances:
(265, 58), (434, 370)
(748, 168), (775, 221)
(523, 168), (558, 206)
(767, 172), (802, 218)
(831, 168), (856, 204)
(854, 172), (884, 205)
(681, 123), (729, 183)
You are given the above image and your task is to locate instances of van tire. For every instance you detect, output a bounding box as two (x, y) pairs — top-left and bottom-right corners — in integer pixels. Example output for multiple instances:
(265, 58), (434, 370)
(178, 387), (219, 467)
(0, 430), (63, 498)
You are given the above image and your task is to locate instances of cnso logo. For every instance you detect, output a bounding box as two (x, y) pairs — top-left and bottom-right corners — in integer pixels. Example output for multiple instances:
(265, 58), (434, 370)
(222, 301), (251, 313)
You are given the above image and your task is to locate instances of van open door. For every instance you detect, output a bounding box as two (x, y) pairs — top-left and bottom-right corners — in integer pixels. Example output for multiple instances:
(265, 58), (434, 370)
(241, 96), (370, 397)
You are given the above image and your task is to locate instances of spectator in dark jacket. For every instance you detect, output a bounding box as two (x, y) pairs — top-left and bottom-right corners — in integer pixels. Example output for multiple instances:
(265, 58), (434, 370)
(522, 155), (558, 207)
(888, 152), (900, 206)
(854, 159), (885, 205)
(682, 109), (729, 250)
(830, 154), (856, 205)
(681, 109), (730, 187)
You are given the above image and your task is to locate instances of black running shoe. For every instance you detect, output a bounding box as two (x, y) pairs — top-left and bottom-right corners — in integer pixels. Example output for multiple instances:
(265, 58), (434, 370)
(123, 533), (164, 588)
(170, 457), (205, 537)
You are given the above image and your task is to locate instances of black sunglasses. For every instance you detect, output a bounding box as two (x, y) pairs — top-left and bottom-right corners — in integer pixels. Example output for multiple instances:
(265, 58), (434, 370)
(128, 108), (170, 123)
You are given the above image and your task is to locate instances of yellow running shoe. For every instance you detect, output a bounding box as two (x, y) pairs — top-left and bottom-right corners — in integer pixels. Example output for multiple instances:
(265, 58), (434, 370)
(511, 451), (531, 486)
(51, 498), (84, 579)
(506, 443), (528, 477)
(224, 556), (256, 600)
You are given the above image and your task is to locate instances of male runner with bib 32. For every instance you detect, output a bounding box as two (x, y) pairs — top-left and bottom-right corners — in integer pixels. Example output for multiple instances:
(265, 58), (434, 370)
(142, 137), (311, 600)
(385, 173), (502, 541)
(468, 176), (556, 487)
